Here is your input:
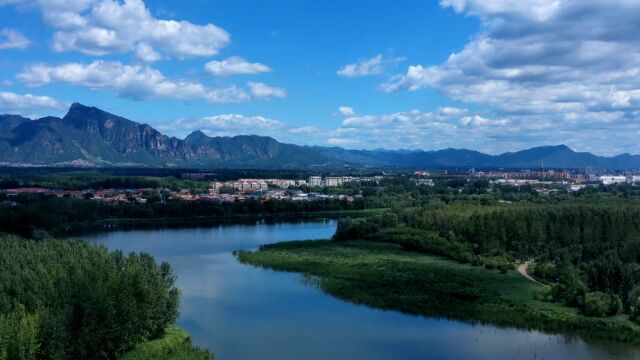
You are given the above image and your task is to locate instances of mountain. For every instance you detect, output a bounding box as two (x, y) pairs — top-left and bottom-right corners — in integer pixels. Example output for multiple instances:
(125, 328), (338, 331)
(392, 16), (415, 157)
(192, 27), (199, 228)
(1, 103), (640, 169)
(0, 103), (336, 168)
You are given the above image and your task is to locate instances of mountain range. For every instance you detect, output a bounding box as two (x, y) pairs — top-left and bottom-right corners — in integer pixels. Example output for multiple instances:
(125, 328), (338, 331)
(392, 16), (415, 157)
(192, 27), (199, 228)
(1, 103), (639, 170)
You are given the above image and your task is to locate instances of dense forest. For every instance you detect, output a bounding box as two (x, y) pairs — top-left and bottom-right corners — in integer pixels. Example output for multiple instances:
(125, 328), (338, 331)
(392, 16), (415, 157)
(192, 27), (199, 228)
(334, 201), (640, 320)
(0, 236), (211, 359)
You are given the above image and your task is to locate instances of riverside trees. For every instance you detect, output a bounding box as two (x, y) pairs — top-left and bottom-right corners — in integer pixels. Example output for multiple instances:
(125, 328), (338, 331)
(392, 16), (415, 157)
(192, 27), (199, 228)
(334, 201), (640, 318)
(0, 236), (180, 359)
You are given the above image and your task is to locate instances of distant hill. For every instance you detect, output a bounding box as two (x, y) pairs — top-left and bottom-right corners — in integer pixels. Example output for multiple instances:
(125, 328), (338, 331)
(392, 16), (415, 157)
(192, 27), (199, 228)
(1, 103), (640, 169)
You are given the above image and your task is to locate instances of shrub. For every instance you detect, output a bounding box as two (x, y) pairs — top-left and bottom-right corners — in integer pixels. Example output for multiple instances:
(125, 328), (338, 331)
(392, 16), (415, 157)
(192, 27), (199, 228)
(584, 292), (611, 317)
(609, 295), (623, 316)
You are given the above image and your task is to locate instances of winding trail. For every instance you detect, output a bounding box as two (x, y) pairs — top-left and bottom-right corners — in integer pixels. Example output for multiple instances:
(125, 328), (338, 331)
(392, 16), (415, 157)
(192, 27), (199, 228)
(518, 261), (543, 285)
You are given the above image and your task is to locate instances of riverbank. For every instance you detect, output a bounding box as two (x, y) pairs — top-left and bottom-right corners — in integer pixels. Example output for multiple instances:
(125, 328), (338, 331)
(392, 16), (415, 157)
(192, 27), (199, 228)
(122, 326), (212, 360)
(56, 208), (384, 237)
(237, 240), (640, 344)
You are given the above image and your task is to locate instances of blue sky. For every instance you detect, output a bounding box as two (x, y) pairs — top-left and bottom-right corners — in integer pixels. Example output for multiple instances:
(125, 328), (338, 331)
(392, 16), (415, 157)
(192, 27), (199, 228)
(1, 0), (639, 155)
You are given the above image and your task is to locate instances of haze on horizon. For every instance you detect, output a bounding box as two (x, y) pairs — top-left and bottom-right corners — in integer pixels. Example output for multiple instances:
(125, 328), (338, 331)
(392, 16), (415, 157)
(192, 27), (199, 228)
(0, 0), (639, 156)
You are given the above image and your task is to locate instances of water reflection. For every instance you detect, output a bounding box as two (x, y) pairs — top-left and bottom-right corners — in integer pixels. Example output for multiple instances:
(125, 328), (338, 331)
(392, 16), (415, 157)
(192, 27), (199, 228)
(83, 220), (640, 360)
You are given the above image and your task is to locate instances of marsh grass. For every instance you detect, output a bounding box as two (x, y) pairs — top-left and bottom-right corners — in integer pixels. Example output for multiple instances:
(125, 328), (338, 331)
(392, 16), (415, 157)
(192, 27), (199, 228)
(238, 240), (640, 344)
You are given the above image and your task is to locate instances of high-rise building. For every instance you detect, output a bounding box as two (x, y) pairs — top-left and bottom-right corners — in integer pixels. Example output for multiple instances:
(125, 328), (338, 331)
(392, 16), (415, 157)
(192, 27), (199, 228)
(324, 177), (343, 187)
(309, 176), (322, 187)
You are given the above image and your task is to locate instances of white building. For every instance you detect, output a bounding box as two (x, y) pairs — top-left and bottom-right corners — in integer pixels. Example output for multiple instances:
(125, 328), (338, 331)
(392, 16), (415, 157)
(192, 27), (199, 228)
(341, 176), (356, 184)
(324, 177), (343, 187)
(599, 176), (627, 185)
(267, 179), (297, 188)
(209, 182), (224, 194)
(209, 180), (267, 193)
(413, 178), (434, 186)
(570, 184), (586, 192)
(309, 176), (323, 187)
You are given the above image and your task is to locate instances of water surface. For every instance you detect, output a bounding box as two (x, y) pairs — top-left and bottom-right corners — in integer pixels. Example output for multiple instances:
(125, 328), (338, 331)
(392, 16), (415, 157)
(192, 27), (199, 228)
(83, 220), (640, 359)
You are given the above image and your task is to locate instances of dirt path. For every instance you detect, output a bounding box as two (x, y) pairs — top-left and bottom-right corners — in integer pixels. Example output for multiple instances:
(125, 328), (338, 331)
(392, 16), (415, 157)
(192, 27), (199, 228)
(518, 261), (543, 285)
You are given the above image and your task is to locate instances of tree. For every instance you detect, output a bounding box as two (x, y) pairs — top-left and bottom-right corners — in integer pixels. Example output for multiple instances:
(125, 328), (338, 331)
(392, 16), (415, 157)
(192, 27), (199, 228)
(584, 292), (612, 317)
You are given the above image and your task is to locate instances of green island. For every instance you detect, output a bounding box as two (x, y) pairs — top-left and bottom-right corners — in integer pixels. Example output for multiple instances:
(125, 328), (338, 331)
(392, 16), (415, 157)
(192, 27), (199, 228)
(239, 200), (640, 344)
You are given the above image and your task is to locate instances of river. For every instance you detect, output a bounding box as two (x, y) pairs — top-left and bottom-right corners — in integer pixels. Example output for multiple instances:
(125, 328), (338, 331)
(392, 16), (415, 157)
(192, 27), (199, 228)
(83, 220), (640, 359)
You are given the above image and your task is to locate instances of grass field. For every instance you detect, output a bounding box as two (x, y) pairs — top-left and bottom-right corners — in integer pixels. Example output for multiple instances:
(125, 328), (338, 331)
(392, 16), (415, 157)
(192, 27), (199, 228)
(238, 240), (640, 344)
(121, 326), (212, 360)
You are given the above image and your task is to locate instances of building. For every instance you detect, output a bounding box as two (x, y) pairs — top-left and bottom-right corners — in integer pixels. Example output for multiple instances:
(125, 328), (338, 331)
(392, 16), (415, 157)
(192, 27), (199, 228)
(324, 177), (343, 187)
(570, 184), (586, 192)
(308, 176), (323, 187)
(267, 179), (297, 188)
(599, 176), (627, 185)
(413, 178), (434, 186)
(341, 176), (356, 184)
(209, 182), (224, 194)
(209, 180), (267, 194)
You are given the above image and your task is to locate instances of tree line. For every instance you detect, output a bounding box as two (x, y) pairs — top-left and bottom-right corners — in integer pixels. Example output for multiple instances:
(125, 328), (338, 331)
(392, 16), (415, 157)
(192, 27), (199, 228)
(0, 193), (365, 238)
(0, 236), (183, 359)
(334, 201), (640, 319)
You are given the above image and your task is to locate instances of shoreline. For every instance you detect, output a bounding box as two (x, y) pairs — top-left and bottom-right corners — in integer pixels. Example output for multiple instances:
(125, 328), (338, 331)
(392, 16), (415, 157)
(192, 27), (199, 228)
(238, 239), (640, 346)
(54, 208), (382, 237)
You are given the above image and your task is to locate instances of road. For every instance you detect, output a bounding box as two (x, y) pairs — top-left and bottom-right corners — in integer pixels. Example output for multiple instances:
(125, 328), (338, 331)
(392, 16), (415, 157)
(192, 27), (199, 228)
(517, 261), (543, 284)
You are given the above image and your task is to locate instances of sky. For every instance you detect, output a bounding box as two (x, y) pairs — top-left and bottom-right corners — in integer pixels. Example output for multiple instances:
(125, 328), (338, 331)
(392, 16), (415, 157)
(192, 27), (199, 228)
(0, 0), (639, 156)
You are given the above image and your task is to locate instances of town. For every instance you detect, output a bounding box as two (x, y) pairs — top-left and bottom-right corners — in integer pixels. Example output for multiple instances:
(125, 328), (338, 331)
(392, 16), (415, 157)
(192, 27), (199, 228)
(2, 170), (640, 206)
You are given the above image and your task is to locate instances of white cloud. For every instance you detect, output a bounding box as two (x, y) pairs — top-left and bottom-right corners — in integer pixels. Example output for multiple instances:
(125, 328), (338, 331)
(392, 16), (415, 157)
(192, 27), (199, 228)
(0, 28), (30, 49)
(338, 106), (355, 116)
(383, 0), (640, 126)
(0, 91), (64, 113)
(338, 55), (384, 77)
(459, 115), (497, 127)
(2, 0), (229, 61)
(327, 138), (360, 146)
(163, 114), (285, 137)
(247, 81), (287, 99)
(288, 126), (320, 134)
(337, 54), (404, 78)
(17, 61), (286, 103)
(158, 115), (324, 145)
(327, 108), (521, 150)
(204, 57), (272, 77)
(156, 104), (638, 155)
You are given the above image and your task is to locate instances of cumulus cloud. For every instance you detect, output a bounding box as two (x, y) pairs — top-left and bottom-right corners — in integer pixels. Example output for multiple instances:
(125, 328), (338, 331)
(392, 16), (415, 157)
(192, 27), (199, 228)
(247, 81), (287, 99)
(337, 54), (404, 78)
(326, 107), (524, 151)
(2, 0), (229, 61)
(160, 114), (324, 145)
(338, 106), (355, 116)
(156, 104), (633, 154)
(17, 61), (285, 103)
(382, 0), (640, 128)
(204, 57), (272, 77)
(0, 91), (64, 113)
(0, 28), (30, 49)
(288, 126), (320, 134)
(325, 104), (640, 155)
(161, 114), (285, 137)
(157, 114), (326, 145)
